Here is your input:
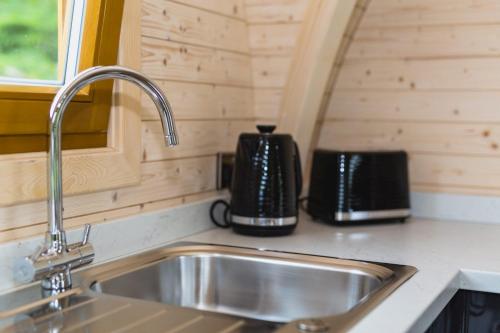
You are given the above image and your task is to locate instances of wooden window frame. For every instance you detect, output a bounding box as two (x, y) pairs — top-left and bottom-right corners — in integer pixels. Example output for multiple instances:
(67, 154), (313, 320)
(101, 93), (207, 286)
(0, 0), (124, 154)
(0, 0), (141, 205)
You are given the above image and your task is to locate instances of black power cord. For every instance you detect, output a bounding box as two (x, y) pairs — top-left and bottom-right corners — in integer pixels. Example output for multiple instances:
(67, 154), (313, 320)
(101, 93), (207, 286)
(209, 199), (231, 228)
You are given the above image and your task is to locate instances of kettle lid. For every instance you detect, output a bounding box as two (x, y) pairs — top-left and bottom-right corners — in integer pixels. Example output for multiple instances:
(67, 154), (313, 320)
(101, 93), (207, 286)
(256, 125), (276, 134)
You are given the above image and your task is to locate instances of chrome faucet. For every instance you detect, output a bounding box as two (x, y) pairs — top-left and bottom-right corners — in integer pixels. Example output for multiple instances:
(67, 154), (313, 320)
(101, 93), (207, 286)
(15, 66), (178, 295)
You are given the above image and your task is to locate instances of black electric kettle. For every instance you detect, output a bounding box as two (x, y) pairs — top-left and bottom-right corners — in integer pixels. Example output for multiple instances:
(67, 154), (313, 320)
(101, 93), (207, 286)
(210, 125), (302, 236)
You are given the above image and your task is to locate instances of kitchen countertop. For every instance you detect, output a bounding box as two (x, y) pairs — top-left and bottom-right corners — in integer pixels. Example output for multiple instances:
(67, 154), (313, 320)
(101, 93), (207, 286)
(182, 212), (500, 332)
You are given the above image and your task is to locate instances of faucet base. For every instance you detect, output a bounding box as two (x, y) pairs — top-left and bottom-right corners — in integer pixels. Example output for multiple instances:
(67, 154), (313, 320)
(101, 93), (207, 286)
(41, 269), (72, 296)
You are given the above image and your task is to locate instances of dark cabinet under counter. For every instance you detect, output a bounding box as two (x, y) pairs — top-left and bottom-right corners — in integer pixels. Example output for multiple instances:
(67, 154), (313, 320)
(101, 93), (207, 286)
(426, 289), (500, 333)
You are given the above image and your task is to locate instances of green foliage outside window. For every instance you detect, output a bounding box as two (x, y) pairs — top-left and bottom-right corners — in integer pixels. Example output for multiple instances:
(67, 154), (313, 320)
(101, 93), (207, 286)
(0, 0), (58, 81)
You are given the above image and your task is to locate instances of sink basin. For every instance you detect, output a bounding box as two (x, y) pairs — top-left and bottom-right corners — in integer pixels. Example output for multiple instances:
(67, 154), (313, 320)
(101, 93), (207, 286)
(83, 243), (416, 331)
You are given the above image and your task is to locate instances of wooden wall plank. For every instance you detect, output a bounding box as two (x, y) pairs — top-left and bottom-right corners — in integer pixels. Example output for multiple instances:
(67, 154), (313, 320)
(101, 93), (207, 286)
(245, 0), (308, 126)
(142, 120), (256, 161)
(0, 191), (220, 243)
(319, 120), (500, 156)
(0, 156), (216, 232)
(143, 0), (249, 53)
(336, 58), (500, 90)
(245, 0), (308, 23)
(248, 23), (301, 55)
(360, 0), (500, 28)
(279, 0), (359, 167)
(251, 56), (291, 88)
(348, 25), (500, 59)
(410, 153), (500, 189)
(253, 88), (282, 119)
(142, 37), (252, 86)
(1, 0), (267, 241)
(141, 81), (254, 120)
(316, 0), (500, 196)
(325, 90), (500, 123)
(174, 0), (246, 19)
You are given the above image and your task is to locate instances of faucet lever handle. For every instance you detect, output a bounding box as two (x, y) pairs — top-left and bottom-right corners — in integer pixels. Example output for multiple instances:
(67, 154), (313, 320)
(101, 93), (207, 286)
(31, 245), (44, 261)
(81, 224), (91, 245)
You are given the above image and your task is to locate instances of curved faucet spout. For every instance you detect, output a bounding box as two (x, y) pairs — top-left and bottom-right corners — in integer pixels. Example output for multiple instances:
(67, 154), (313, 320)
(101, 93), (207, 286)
(15, 66), (178, 294)
(48, 66), (178, 247)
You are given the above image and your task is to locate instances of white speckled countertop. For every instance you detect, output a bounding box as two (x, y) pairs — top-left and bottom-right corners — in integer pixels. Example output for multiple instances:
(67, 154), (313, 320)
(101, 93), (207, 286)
(4, 193), (500, 333)
(183, 212), (500, 333)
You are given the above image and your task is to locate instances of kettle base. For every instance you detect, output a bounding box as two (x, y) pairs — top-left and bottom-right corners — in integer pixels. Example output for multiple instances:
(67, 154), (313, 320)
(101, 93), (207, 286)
(232, 223), (297, 237)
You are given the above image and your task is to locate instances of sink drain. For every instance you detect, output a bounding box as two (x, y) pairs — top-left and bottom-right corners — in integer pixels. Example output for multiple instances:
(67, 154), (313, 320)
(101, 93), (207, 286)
(296, 319), (329, 332)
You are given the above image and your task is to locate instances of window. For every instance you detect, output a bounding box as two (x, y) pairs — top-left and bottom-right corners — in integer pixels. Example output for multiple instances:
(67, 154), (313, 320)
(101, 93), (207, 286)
(0, 0), (124, 154)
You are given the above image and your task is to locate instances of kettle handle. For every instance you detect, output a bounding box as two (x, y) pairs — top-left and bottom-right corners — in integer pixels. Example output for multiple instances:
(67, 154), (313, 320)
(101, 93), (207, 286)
(294, 141), (303, 198)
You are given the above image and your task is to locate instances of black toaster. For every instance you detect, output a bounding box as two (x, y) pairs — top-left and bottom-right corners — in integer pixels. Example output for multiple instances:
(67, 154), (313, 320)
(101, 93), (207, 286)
(307, 149), (410, 224)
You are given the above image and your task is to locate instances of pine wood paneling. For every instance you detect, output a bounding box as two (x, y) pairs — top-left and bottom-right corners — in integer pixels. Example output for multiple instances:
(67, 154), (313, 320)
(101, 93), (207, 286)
(245, 0), (308, 23)
(245, 0), (308, 122)
(251, 56), (291, 88)
(360, 0), (500, 28)
(0, 156), (216, 232)
(325, 90), (500, 123)
(317, 0), (500, 195)
(0, 0), (258, 242)
(336, 58), (500, 91)
(0, 191), (219, 243)
(410, 154), (500, 189)
(141, 81), (254, 120)
(319, 120), (500, 156)
(142, 0), (249, 53)
(248, 23), (301, 55)
(142, 37), (252, 86)
(348, 25), (500, 59)
(253, 88), (282, 119)
(142, 120), (257, 161)
(174, 0), (246, 19)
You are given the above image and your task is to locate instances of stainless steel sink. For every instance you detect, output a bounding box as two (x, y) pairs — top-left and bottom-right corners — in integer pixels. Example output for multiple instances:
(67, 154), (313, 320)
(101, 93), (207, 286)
(82, 243), (416, 332)
(0, 243), (416, 332)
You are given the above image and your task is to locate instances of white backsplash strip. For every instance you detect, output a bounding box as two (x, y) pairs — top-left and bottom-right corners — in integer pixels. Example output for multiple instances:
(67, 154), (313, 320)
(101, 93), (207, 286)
(0, 198), (217, 294)
(411, 191), (500, 224)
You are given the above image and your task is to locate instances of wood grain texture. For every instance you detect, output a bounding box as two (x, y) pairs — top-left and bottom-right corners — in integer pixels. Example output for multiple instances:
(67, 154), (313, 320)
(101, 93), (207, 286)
(0, 0), (143, 206)
(142, 120), (257, 161)
(143, 0), (249, 53)
(360, 0), (500, 28)
(0, 190), (220, 243)
(0, 156), (216, 232)
(174, 0), (246, 19)
(304, 0), (369, 181)
(410, 153), (500, 189)
(245, 0), (308, 23)
(319, 120), (500, 156)
(142, 37), (252, 86)
(279, 0), (358, 167)
(316, 0), (500, 195)
(336, 58), (500, 90)
(325, 90), (500, 123)
(348, 24), (500, 59)
(253, 88), (282, 119)
(245, 0), (308, 126)
(251, 56), (291, 88)
(248, 23), (301, 55)
(0, 0), (252, 241)
(141, 81), (254, 120)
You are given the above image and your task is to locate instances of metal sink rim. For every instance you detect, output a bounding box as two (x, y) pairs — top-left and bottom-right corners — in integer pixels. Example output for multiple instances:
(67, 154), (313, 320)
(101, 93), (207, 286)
(79, 242), (417, 332)
(0, 242), (417, 333)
